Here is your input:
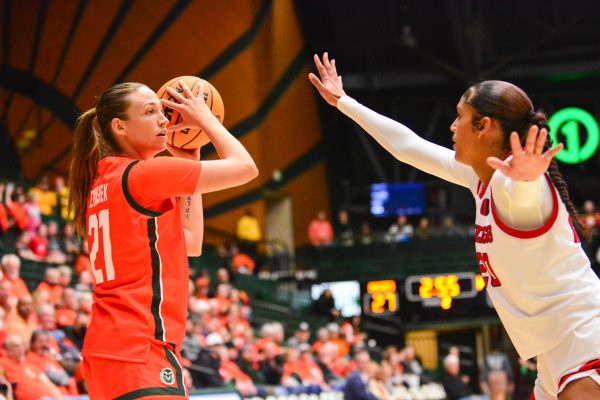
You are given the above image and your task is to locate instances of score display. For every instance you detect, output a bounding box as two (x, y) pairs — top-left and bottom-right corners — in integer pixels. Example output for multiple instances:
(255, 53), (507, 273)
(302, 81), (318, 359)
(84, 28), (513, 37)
(363, 273), (494, 321)
(405, 273), (486, 310)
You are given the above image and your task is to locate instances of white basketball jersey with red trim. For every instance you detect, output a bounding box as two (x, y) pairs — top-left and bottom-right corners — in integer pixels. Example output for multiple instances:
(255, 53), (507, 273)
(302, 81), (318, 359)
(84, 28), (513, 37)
(474, 175), (600, 360)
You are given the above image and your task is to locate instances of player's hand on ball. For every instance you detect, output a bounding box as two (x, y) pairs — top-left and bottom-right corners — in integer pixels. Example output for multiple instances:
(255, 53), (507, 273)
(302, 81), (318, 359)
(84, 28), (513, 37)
(160, 81), (217, 132)
(308, 52), (347, 107)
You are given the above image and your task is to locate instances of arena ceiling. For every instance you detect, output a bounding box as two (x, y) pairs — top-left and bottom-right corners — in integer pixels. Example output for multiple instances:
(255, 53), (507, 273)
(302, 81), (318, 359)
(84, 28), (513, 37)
(1, 0), (600, 197)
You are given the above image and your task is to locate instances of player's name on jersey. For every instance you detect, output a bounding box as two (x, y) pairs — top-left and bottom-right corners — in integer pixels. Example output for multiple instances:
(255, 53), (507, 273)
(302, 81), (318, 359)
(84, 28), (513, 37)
(89, 183), (109, 208)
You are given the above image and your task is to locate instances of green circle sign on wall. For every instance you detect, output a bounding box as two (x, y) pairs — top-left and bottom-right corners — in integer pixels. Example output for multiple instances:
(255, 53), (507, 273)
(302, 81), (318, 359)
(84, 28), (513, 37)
(548, 107), (600, 164)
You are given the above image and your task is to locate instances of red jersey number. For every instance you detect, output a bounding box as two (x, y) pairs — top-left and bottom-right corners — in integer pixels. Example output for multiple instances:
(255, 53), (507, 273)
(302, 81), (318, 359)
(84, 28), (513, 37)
(477, 252), (501, 287)
(88, 209), (115, 284)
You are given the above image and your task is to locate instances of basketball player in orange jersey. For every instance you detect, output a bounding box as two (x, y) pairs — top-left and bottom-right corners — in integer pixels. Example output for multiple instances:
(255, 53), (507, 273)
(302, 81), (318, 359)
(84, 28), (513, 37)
(310, 53), (600, 400)
(68, 81), (257, 398)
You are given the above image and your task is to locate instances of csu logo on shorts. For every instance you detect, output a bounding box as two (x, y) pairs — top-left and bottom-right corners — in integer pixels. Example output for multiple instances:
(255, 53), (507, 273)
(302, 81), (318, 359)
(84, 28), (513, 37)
(160, 367), (175, 385)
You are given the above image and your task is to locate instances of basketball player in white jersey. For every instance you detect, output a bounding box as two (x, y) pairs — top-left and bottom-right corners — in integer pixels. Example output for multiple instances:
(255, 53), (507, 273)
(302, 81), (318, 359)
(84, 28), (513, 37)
(309, 53), (600, 400)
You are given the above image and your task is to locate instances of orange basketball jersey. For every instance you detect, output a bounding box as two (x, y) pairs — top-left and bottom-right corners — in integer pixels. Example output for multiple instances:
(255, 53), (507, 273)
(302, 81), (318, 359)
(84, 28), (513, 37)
(82, 156), (201, 362)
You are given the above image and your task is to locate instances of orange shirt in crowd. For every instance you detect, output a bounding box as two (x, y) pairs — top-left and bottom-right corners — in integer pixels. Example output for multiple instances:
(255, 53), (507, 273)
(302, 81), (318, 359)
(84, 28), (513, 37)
(26, 351), (79, 395)
(56, 307), (78, 328)
(0, 203), (9, 233)
(219, 358), (254, 385)
(75, 254), (91, 275)
(232, 252), (255, 274)
(35, 282), (64, 306)
(282, 358), (324, 385)
(7, 202), (29, 231)
(5, 313), (37, 346)
(0, 356), (62, 399)
(3, 276), (31, 300)
(331, 337), (350, 357)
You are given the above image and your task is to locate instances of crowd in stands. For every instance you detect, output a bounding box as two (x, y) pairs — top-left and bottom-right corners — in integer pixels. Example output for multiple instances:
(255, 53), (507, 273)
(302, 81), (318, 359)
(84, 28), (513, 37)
(1, 173), (599, 399)
(306, 204), (600, 271)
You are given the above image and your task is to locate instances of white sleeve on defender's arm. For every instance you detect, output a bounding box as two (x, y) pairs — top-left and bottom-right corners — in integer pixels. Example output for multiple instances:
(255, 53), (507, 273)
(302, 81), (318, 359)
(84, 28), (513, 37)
(337, 96), (476, 189)
(490, 168), (554, 230)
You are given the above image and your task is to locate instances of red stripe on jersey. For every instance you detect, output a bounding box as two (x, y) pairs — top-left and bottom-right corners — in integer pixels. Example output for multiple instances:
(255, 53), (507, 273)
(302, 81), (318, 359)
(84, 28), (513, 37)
(558, 358), (600, 389)
(491, 175), (559, 239)
(477, 180), (489, 199)
(568, 215), (581, 243)
(530, 391), (536, 400)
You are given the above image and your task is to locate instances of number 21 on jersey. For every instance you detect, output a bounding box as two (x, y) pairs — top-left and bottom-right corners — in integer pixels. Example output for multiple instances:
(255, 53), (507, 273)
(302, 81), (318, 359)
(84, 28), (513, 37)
(89, 209), (115, 284)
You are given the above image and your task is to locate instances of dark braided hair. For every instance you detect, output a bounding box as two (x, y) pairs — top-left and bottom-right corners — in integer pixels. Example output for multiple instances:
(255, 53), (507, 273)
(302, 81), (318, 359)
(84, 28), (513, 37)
(462, 80), (591, 242)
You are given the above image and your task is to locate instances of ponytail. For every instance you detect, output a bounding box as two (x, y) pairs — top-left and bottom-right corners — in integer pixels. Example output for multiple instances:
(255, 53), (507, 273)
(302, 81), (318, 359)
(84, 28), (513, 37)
(68, 108), (100, 236)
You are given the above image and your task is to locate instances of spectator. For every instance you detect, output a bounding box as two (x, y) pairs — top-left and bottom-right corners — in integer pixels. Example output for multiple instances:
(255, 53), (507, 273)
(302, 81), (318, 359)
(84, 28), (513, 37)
(60, 223), (81, 261)
(25, 223), (50, 261)
(74, 241), (91, 275)
(516, 357), (537, 399)
(0, 281), (14, 316)
(368, 362), (390, 400)
(57, 265), (73, 288)
(217, 342), (264, 397)
(26, 329), (78, 395)
(46, 221), (67, 263)
(308, 211), (334, 247)
(62, 311), (89, 352)
(415, 216), (431, 240)
(442, 354), (488, 400)
(74, 269), (93, 293)
(343, 349), (378, 400)
(480, 348), (514, 400)
(0, 182), (9, 241)
(286, 321), (311, 349)
(385, 215), (414, 243)
(35, 267), (64, 306)
(335, 209), (354, 246)
(236, 209), (261, 260)
(439, 215), (468, 237)
(312, 289), (341, 321)
(0, 335), (63, 399)
(259, 339), (285, 385)
(328, 322), (350, 358)
(5, 295), (36, 345)
(231, 246), (256, 275)
(32, 176), (57, 223)
(281, 346), (322, 395)
(6, 187), (29, 234)
(55, 288), (79, 328)
(186, 332), (224, 388)
(53, 175), (72, 222)
(1, 254), (31, 300)
(359, 221), (374, 245)
(23, 190), (42, 235)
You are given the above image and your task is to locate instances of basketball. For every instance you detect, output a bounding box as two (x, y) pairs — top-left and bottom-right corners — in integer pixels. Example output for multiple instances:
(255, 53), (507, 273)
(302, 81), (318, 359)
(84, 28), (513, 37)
(156, 76), (225, 149)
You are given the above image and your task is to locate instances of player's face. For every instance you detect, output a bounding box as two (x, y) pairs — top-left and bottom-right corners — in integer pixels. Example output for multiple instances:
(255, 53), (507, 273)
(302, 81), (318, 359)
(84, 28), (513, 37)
(450, 98), (480, 166)
(121, 86), (169, 159)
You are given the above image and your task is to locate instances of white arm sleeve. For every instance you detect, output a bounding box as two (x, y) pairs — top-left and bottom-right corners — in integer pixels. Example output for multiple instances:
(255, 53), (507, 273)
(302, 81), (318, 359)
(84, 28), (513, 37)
(337, 96), (478, 190)
(490, 167), (554, 230)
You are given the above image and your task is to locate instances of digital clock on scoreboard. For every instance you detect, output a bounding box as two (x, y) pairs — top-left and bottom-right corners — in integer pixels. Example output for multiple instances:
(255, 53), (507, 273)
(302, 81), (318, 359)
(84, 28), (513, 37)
(405, 272), (486, 310)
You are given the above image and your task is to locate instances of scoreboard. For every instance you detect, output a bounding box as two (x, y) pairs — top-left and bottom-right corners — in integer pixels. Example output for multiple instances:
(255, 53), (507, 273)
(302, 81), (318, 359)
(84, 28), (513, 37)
(362, 272), (495, 323)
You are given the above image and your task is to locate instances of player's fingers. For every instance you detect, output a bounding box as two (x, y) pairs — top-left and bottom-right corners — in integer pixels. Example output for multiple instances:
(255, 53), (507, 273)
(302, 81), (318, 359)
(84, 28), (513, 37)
(534, 128), (548, 155)
(487, 157), (510, 174)
(165, 86), (186, 103)
(160, 98), (184, 111)
(543, 143), (564, 160)
(323, 52), (333, 71)
(178, 80), (194, 99)
(313, 54), (328, 78)
(524, 125), (538, 153)
(509, 131), (523, 154)
(331, 59), (339, 77)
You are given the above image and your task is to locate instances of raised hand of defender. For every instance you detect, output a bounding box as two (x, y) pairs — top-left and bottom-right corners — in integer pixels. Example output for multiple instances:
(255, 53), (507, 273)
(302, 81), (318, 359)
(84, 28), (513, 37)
(487, 125), (563, 181)
(308, 52), (347, 107)
(160, 81), (216, 132)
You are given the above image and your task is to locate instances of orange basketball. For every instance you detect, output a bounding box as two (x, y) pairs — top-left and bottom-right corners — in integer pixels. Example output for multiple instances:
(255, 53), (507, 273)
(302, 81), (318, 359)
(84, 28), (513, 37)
(156, 76), (225, 149)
